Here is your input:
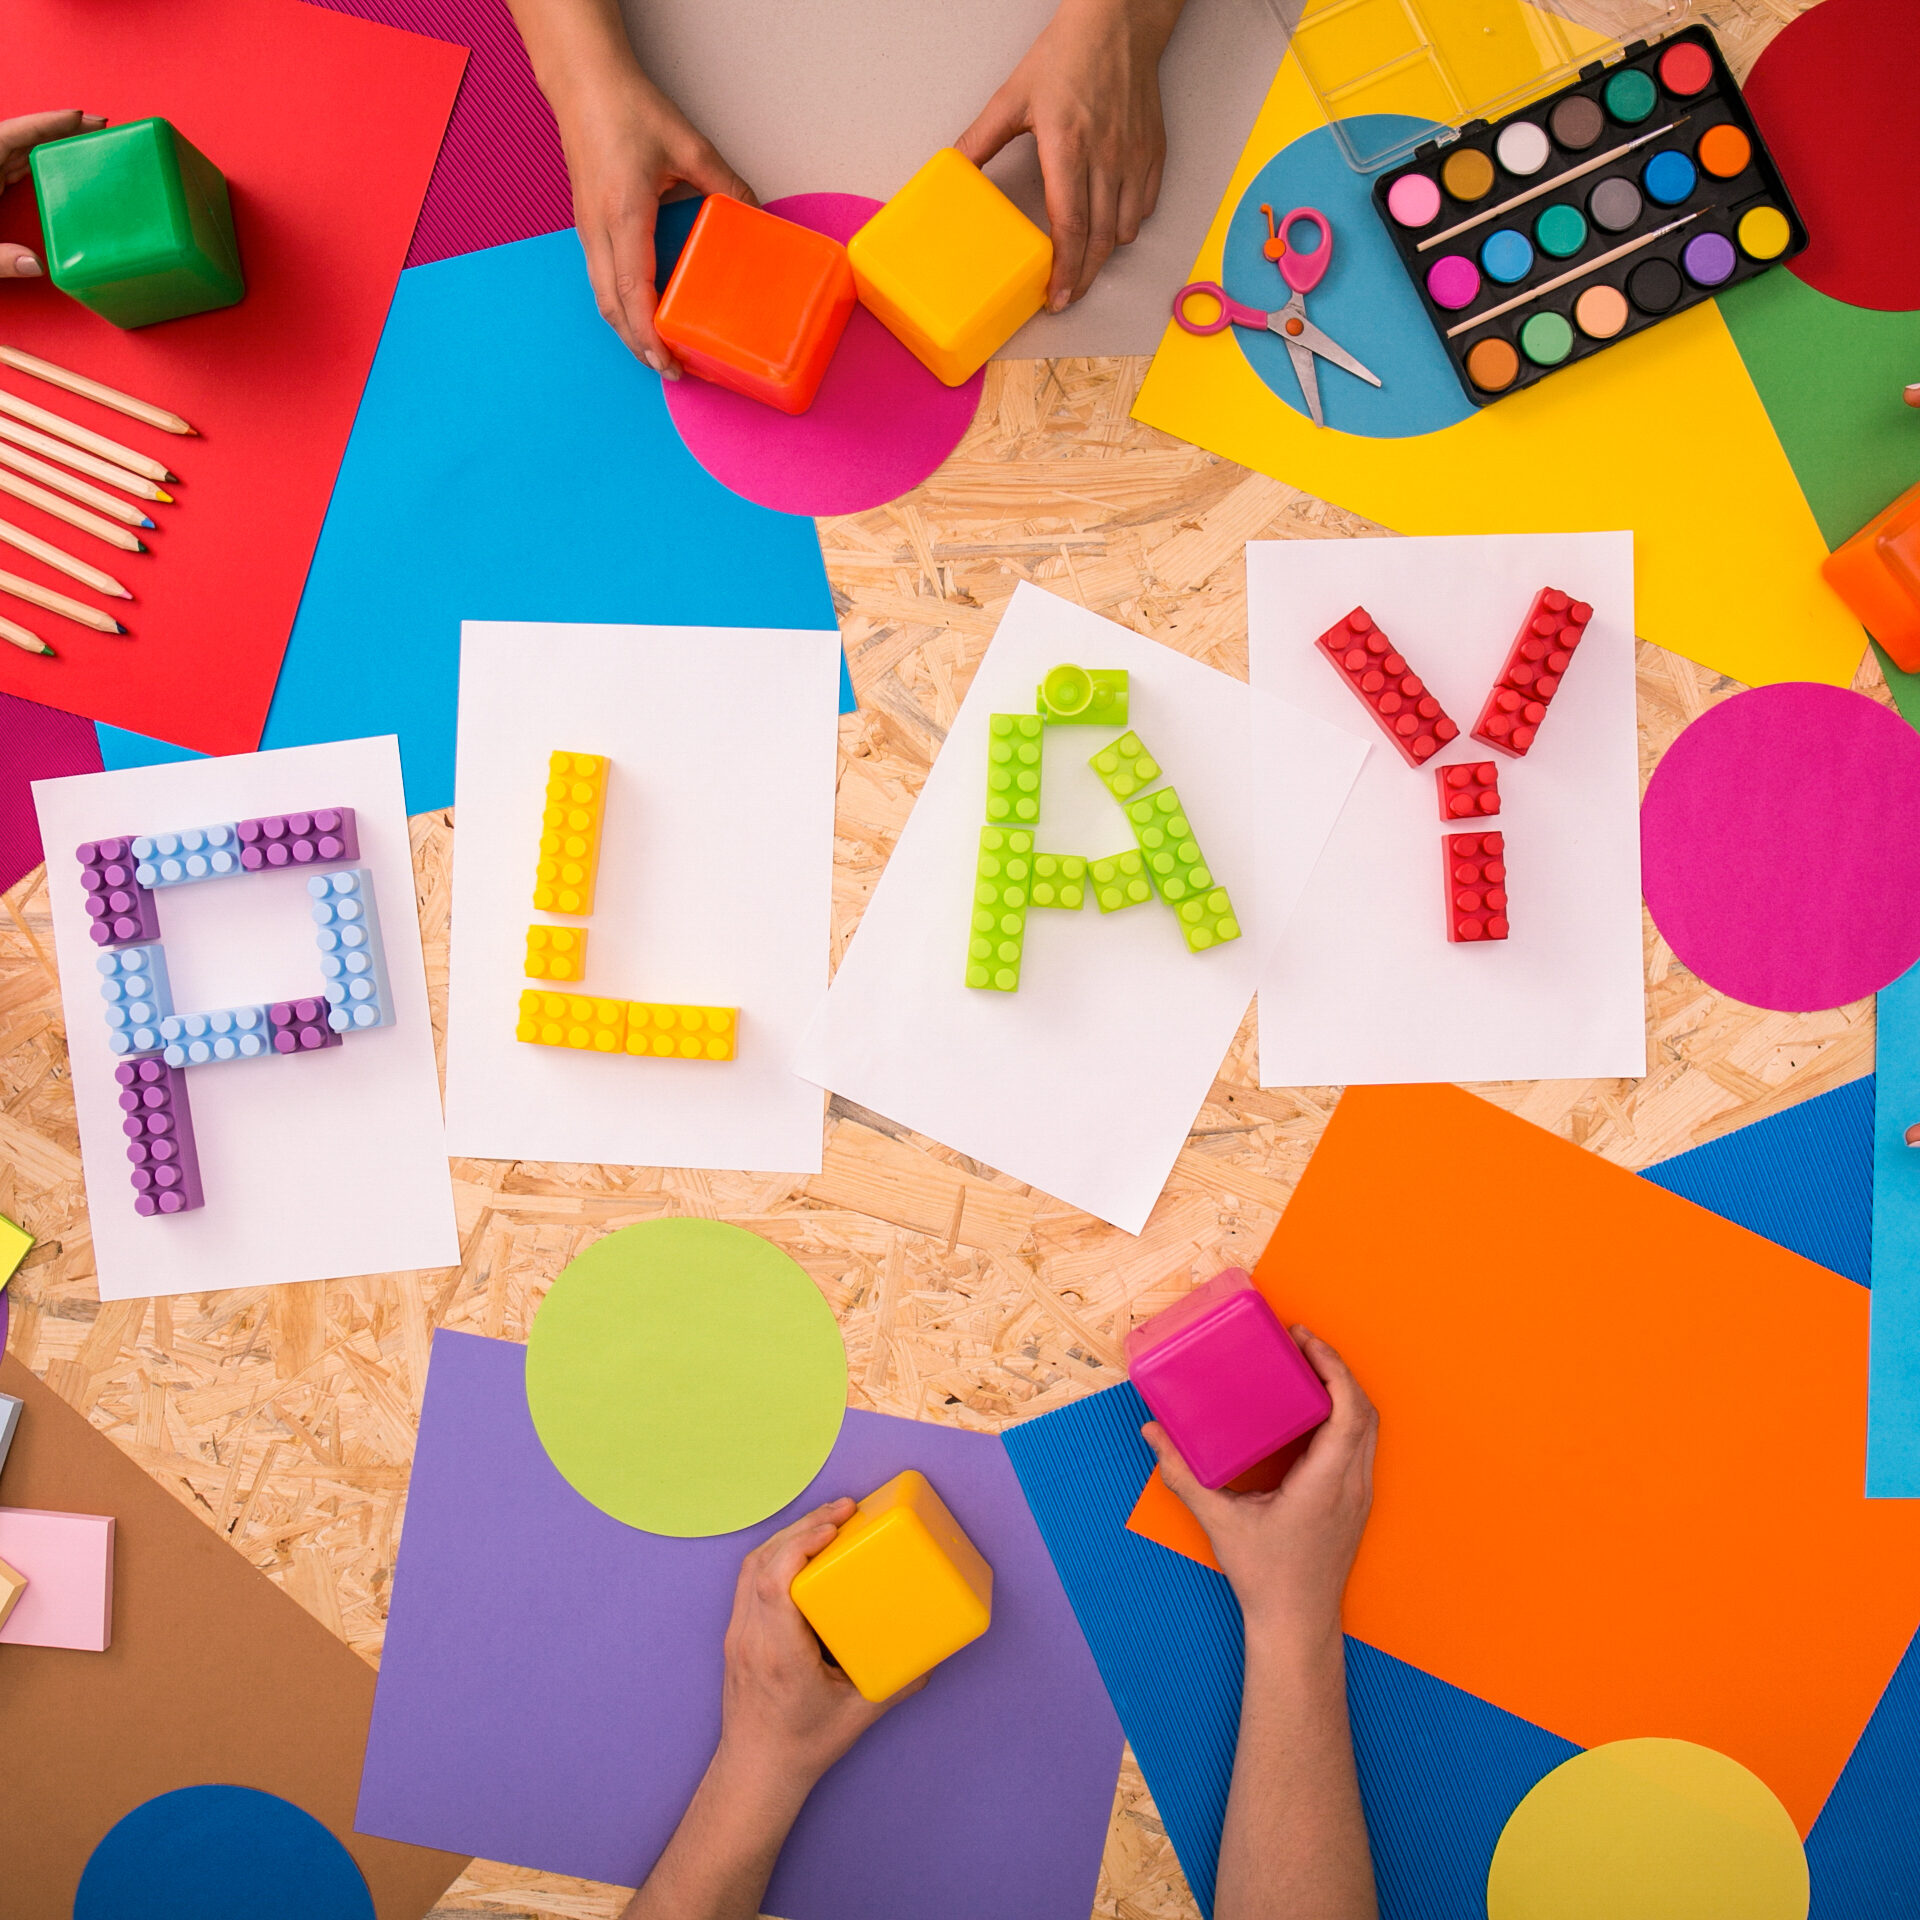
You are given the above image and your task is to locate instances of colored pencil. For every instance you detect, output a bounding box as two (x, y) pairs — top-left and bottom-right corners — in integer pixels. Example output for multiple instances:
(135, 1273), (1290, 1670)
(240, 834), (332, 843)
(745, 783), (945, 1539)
(0, 567), (124, 633)
(0, 444), (154, 527)
(0, 612), (52, 656)
(1417, 118), (1690, 252)
(0, 468), (146, 551)
(0, 346), (196, 435)
(1446, 213), (1701, 336)
(0, 419), (172, 502)
(0, 389), (173, 482)
(0, 516), (130, 597)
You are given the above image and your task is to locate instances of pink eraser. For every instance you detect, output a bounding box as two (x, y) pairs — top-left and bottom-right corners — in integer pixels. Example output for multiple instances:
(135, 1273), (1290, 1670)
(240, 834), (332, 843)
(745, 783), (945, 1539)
(0, 1508), (114, 1651)
(1125, 1268), (1332, 1488)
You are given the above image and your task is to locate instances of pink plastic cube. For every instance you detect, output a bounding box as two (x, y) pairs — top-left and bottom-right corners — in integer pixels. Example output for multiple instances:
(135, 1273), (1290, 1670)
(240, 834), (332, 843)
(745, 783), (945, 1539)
(1125, 1268), (1332, 1488)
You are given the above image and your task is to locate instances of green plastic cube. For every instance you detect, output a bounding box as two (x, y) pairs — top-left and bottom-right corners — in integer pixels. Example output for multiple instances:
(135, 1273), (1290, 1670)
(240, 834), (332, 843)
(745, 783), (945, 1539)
(967, 826), (1031, 991)
(32, 119), (245, 329)
(1124, 787), (1241, 950)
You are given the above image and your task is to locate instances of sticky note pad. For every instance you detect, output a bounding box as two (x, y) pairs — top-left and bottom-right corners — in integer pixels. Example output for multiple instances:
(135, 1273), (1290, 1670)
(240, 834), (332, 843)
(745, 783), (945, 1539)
(0, 1508), (114, 1651)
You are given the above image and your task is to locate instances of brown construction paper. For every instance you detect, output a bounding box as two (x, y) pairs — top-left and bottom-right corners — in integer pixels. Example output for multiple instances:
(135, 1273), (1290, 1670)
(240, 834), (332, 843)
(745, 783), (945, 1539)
(0, 1356), (467, 1917)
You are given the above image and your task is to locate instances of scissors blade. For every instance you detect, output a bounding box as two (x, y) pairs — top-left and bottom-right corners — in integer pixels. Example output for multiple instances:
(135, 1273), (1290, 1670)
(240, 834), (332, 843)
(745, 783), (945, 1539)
(1284, 336), (1324, 427)
(1290, 314), (1383, 388)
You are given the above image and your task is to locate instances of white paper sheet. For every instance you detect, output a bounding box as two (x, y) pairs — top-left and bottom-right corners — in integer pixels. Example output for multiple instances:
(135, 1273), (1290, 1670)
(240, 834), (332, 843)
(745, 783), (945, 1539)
(33, 737), (459, 1301)
(1249, 532), (1645, 1087)
(793, 583), (1367, 1233)
(444, 622), (841, 1172)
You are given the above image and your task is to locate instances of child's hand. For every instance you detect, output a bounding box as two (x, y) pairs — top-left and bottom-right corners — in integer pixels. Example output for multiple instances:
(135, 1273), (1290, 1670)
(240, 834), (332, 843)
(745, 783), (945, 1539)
(1144, 1327), (1378, 1648)
(957, 0), (1185, 311)
(716, 1498), (923, 1796)
(1, 111), (107, 278)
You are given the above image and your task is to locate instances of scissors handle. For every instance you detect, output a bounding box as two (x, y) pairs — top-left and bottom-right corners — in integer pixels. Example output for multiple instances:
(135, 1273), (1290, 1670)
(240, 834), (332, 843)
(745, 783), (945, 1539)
(1171, 281), (1270, 336)
(1274, 208), (1334, 294)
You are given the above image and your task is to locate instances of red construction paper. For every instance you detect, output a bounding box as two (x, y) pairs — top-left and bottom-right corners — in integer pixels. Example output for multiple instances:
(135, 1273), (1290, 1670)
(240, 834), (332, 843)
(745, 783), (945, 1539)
(0, 0), (466, 752)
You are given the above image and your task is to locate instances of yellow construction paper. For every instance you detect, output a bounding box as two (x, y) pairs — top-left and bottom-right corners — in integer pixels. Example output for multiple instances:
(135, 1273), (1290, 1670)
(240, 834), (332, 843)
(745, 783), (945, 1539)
(1133, 51), (1865, 689)
(1486, 1738), (1809, 1920)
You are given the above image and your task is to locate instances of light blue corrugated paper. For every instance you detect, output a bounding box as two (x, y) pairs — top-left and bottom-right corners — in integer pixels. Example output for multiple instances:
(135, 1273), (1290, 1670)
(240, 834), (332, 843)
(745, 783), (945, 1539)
(1873, 967), (1920, 1496)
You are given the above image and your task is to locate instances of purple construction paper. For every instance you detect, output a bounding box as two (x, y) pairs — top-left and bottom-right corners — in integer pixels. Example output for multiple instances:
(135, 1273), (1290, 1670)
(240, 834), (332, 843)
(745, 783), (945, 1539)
(301, 0), (571, 269)
(356, 1331), (1122, 1915)
(2, 691), (102, 893)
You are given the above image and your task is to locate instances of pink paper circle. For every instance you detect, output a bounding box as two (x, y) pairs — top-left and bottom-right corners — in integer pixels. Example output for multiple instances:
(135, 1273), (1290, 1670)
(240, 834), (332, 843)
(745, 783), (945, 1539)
(1641, 684), (1920, 1012)
(663, 193), (983, 517)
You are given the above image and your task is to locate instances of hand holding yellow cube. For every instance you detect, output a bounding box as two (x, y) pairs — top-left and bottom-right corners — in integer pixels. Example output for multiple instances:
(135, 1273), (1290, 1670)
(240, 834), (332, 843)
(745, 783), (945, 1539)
(789, 1469), (993, 1701)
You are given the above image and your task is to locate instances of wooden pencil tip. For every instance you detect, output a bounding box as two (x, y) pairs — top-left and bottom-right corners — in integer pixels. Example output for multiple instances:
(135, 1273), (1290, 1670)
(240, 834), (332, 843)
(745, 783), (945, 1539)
(134, 540), (148, 553)
(158, 471), (175, 484)
(139, 517), (154, 528)
(154, 488), (173, 502)
(111, 621), (126, 634)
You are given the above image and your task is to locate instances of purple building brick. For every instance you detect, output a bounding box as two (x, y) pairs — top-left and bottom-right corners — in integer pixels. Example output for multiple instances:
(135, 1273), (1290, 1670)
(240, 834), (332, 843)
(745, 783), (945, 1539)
(114, 1057), (204, 1216)
(76, 838), (160, 948)
(268, 997), (342, 1054)
(236, 808), (359, 872)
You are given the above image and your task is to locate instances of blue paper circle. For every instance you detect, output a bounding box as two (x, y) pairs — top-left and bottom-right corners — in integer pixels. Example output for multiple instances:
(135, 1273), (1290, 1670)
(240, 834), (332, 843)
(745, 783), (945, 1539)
(75, 1786), (375, 1920)
(1223, 117), (1474, 439)
(1643, 148), (1698, 206)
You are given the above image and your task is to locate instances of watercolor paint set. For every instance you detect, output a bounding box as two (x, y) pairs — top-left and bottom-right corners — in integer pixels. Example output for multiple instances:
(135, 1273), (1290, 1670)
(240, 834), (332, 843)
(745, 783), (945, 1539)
(1371, 24), (1806, 405)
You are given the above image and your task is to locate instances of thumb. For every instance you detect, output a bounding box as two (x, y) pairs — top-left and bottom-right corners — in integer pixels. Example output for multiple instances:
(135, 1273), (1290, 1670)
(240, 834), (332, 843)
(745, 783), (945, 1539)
(675, 141), (757, 209)
(0, 244), (43, 279)
(0, 108), (103, 155)
(955, 85), (1030, 170)
(1142, 1420), (1215, 1516)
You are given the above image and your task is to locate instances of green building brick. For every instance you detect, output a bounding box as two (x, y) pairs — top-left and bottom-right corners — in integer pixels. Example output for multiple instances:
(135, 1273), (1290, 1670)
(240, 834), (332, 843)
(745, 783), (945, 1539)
(1089, 730), (1162, 803)
(1090, 848), (1153, 913)
(967, 826), (1031, 990)
(1036, 663), (1129, 727)
(1124, 788), (1241, 950)
(986, 713), (1043, 824)
(1030, 852), (1087, 910)
(31, 119), (245, 330)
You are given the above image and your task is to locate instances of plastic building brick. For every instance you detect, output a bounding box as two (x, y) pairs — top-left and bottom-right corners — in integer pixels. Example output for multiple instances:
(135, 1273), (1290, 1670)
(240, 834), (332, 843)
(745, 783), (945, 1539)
(1088, 731), (1163, 803)
(985, 714), (1043, 825)
(268, 998), (342, 1055)
(1314, 607), (1460, 768)
(516, 991), (628, 1053)
(524, 924), (589, 984)
(1471, 590), (1594, 758)
(533, 752), (609, 916)
(654, 194), (856, 415)
(131, 824), (244, 887)
(626, 1003), (738, 1061)
(1036, 663), (1129, 727)
(1030, 853), (1087, 910)
(1825, 477), (1920, 672)
(76, 839), (159, 947)
(235, 809), (358, 871)
(788, 1468), (994, 1702)
(1444, 832), (1510, 942)
(1123, 788), (1241, 950)
(1437, 761), (1502, 820)
(1090, 848), (1154, 913)
(115, 1057), (204, 1215)
(0, 1555), (25, 1634)
(0, 1212), (29, 1289)
(1125, 1267), (1333, 1488)
(159, 1005), (272, 1066)
(311, 868), (396, 1032)
(848, 148), (1052, 385)
(98, 944), (173, 1058)
(966, 826), (1031, 991)
(30, 118), (244, 330)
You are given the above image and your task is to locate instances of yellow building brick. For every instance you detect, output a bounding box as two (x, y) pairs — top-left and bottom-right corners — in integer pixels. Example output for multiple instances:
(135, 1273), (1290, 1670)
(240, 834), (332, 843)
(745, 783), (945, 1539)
(532, 751), (608, 916)
(626, 1002), (737, 1062)
(516, 990), (626, 1053)
(789, 1469), (992, 1701)
(523, 923), (589, 983)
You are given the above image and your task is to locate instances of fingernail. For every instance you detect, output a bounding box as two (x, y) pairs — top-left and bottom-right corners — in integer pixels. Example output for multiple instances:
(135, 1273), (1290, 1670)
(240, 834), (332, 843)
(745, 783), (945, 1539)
(643, 351), (668, 374)
(1050, 292), (1069, 313)
(13, 255), (40, 277)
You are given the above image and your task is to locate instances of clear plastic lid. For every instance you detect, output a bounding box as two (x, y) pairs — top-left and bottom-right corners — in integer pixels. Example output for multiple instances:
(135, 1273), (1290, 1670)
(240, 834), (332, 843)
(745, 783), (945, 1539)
(1268, 0), (1695, 173)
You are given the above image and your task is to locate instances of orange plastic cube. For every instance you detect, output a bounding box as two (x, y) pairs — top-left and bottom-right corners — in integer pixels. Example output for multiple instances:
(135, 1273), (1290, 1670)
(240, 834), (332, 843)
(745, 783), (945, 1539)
(653, 195), (855, 415)
(1824, 477), (1920, 671)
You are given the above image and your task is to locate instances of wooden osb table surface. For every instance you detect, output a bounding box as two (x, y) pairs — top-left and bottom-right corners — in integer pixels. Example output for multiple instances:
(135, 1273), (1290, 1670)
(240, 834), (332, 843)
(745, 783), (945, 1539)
(0, 11), (1863, 1911)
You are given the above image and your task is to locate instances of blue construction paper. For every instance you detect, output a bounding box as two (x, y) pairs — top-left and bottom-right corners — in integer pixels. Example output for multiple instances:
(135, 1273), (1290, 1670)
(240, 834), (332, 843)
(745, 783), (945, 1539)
(98, 226), (850, 812)
(1000, 1380), (1578, 1918)
(1808, 1619), (1920, 1917)
(76, 1784), (374, 1920)
(1641, 1077), (1873, 1288)
(1872, 967), (1920, 1495)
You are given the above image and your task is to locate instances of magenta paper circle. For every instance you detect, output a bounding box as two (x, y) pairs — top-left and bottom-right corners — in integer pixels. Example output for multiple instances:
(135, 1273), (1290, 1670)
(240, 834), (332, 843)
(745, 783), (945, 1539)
(1641, 683), (1920, 1011)
(662, 193), (983, 517)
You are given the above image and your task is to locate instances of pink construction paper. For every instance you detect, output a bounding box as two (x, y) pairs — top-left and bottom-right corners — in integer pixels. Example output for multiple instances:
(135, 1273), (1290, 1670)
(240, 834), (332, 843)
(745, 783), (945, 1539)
(664, 194), (984, 516)
(0, 692), (102, 895)
(0, 1508), (114, 1651)
(301, 0), (570, 268)
(1640, 683), (1920, 1012)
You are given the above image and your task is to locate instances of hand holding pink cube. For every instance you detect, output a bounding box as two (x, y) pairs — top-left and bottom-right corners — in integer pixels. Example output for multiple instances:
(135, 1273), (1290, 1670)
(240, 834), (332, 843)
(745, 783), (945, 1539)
(1125, 1268), (1332, 1488)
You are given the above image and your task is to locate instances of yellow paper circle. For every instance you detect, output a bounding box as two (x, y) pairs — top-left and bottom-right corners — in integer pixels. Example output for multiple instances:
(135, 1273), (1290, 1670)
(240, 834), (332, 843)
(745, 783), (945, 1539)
(1487, 1738), (1809, 1920)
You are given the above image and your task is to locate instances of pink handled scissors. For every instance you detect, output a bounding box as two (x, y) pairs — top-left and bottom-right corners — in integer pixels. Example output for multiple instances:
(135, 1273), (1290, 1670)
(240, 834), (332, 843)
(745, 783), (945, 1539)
(1172, 206), (1382, 428)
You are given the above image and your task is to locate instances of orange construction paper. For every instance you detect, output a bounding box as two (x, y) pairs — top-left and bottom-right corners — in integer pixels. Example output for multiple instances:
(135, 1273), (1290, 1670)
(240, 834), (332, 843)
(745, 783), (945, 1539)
(1127, 1083), (1920, 1834)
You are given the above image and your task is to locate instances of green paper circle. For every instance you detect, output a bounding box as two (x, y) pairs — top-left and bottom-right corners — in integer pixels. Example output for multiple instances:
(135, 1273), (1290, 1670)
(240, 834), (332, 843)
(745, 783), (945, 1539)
(526, 1219), (848, 1536)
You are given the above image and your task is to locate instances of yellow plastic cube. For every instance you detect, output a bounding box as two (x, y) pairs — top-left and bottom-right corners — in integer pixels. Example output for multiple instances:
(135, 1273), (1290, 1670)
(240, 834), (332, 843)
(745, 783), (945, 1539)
(847, 149), (1052, 386)
(533, 751), (607, 916)
(524, 924), (589, 983)
(789, 1469), (993, 1701)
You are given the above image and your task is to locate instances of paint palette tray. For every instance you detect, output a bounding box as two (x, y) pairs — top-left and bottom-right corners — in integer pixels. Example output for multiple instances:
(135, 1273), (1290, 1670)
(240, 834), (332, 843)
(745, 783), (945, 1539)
(1371, 24), (1806, 406)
